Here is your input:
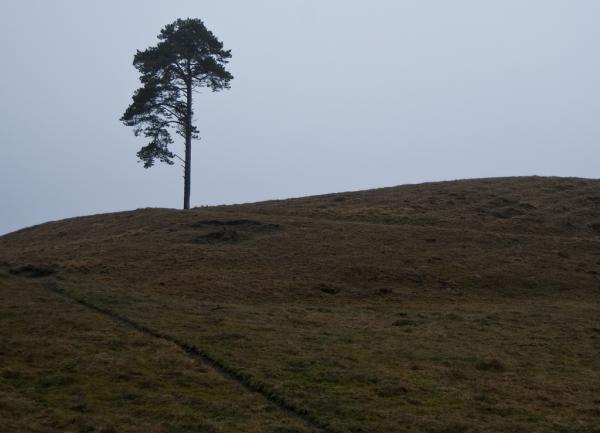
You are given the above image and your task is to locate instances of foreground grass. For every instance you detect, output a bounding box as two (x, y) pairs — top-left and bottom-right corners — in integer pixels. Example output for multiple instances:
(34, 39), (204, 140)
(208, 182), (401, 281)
(55, 277), (600, 433)
(0, 273), (315, 433)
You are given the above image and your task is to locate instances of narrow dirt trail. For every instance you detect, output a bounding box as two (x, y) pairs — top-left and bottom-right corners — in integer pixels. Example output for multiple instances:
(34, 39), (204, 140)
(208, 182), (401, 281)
(41, 280), (337, 433)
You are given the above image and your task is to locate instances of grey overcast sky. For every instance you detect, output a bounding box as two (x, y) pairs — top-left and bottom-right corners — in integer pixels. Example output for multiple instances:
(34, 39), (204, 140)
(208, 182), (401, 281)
(1, 1), (599, 235)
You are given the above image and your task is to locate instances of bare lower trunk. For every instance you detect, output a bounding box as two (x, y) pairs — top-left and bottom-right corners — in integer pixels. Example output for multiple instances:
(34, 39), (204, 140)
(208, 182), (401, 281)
(183, 133), (191, 210)
(183, 78), (193, 210)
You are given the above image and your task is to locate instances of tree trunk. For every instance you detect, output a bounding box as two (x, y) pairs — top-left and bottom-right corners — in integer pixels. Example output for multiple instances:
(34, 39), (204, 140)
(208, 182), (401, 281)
(183, 77), (193, 210)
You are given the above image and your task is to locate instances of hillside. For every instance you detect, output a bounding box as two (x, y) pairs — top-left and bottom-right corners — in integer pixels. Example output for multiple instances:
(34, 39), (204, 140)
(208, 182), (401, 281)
(1, 176), (599, 433)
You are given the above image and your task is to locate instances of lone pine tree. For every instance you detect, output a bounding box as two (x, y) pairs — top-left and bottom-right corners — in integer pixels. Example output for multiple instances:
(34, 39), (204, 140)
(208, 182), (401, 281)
(121, 18), (233, 209)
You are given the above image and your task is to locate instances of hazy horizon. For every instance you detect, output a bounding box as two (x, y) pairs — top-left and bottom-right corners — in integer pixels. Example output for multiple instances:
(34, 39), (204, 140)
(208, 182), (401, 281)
(2, 0), (599, 235)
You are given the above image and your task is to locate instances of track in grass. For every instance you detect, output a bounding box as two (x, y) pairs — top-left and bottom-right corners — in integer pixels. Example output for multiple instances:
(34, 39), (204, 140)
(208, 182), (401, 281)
(42, 279), (336, 433)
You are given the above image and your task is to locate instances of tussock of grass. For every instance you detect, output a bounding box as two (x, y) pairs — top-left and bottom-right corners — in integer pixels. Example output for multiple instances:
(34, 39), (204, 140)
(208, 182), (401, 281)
(475, 359), (506, 372)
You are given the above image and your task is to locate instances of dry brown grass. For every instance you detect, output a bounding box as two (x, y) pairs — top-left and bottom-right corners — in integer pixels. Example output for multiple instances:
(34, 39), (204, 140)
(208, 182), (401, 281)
(1, 176), (600, 432)
(0, 274), (315, 433)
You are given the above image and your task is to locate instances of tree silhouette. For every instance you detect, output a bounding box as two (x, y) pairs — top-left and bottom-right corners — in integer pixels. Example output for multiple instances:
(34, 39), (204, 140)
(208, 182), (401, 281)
(121, 18), (233, 209)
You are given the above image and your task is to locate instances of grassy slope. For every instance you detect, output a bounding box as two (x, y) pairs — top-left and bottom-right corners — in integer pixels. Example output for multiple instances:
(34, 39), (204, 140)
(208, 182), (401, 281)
(0, 275), (315, 433)
(1, 176), (600, 432)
